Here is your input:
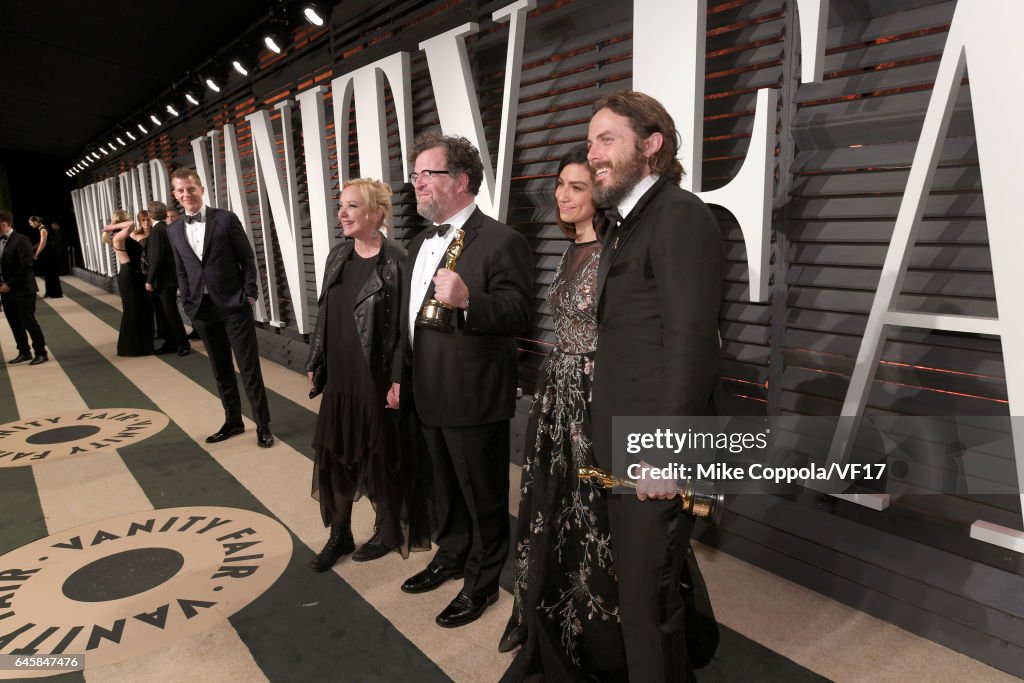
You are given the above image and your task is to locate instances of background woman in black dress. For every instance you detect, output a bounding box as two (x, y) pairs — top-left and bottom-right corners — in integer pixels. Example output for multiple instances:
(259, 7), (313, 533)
(305, 177), (429, 571)
(102, 210), (153, 356)
(500, 145), (626, 681)
(27, 216), (62, 298)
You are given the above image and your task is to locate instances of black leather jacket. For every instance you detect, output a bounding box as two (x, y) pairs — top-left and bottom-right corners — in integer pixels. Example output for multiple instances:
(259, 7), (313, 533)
(306, 237), (407, 395)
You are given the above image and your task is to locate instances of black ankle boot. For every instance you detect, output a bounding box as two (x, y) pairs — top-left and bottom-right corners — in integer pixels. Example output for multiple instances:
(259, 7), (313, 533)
(309, 522), (355, 572)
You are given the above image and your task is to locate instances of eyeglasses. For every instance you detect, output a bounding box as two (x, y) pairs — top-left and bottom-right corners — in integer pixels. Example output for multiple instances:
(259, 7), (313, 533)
(408, 169), (450, 183)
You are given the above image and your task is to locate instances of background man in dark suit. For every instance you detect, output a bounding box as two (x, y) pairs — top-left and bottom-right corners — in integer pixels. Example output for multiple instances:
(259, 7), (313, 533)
(167, 168), (273, 448)
(587, 90), (723, 681)
(0, 209), (48, 365)
(397, 133), (534, 628)
(144, 200), (190, 357)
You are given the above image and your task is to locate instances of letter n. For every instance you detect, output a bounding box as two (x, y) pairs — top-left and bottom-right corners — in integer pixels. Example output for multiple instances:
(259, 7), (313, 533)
(246, 103), (311, 333)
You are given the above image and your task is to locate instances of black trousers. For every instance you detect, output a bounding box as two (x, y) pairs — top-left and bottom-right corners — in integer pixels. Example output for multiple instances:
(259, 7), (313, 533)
(420, 420), (510, 599)
(152, 286), (187, 348)
(605, 494), (696, 682)
(192, 295), (270, 425)
(1, 292), (46, 356)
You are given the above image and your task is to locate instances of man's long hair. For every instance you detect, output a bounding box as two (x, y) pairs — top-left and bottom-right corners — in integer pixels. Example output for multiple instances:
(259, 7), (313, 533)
(593, 90), (685, 184)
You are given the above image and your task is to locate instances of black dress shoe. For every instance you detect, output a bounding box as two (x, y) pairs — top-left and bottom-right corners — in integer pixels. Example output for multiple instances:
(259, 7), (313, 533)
(256, 424), (274, 448)
(8, 353), (32, 364)
(177, 344), (191, 357)
(154, 345), (176, 355)
(436, 591), (498, 628)
(206, 422), (244, 443)
(401, 562), (464, 594)
(29, 354), (48, 366)
(309, 523), (355, 572)
(352, 535), (392, 562)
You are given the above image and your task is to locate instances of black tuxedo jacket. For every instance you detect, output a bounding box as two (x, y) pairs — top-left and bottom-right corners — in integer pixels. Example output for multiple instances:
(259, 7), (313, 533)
(166, 206), (259, 318)
(591, 177), (723, 466)
(146, 220), (178, 290)
(400, 207), (534, 428)
(0, 231), (39, 295)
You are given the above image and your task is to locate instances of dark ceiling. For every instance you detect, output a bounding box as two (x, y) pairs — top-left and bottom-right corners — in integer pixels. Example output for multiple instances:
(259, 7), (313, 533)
(0, 1), (282, 165)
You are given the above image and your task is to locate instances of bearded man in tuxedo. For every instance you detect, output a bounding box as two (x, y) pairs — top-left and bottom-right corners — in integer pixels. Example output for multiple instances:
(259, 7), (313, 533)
(588, 90), (723, 681)
(396, 133), (534, 629)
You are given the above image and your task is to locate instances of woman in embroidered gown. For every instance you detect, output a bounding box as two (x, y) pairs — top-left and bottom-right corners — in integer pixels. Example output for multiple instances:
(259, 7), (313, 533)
(102, 210), (154, 357)
(501, 145), (625, 681)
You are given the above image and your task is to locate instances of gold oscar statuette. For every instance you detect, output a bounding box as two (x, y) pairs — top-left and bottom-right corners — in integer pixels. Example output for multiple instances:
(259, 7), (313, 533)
(578, 466), (725, 526)
(416, 227), (466, 332)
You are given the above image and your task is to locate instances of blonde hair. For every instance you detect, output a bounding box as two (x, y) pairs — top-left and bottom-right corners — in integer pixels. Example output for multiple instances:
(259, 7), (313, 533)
(342, 177), (393, 238)
(103, 209), (131, 244)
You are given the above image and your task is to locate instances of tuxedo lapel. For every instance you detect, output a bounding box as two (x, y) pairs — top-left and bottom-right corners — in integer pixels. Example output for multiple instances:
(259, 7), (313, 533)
(200, 208), (216, 263)
(169, 219), (199, 266)
(595, 177), (670, 304)
(457, 208), (482, 256)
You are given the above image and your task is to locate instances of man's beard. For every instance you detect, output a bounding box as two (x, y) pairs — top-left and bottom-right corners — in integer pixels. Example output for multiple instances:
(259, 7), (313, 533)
(417, 195), (444, 223)
(591, 146), (647, 208)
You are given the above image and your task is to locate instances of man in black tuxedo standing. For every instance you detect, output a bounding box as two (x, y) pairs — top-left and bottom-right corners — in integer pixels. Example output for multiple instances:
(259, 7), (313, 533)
(397, 133), (533, 628)
(166, 168), (273, 448)
(587, 90), (723, 681)
(0, 210), (48, 366)
(145, 200), (190, 357)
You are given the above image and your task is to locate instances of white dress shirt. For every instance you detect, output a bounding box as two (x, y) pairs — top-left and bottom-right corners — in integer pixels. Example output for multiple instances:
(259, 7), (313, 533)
(408, 202), (477, 344)
(615, 174), (659, 223)
(185, 205), (207, 259)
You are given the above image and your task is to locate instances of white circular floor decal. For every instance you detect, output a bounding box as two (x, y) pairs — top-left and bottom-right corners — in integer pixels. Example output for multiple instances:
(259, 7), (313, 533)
(0, 507), (292, 677)
(0, 409), (170, 467)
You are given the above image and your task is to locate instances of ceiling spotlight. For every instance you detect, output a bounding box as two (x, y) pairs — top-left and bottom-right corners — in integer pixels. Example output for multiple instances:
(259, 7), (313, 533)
(185, 91), (200, 106)
(166, 104), (179, 117)
(232, 59), (249, 77)
(100, 148), (109, 156)
(150, 113), (162, 126)
(126, 130), (136, 141)
(116, 136), (125, 146)
(205, 76), (221, 93)
(303, 4), (325, 26)
(91, 152), (101, 160)
(263, 19), (291, 55)
(108, 143), (117, 152)
(264, 33), (283, 53)
(137, 123), (148, 134)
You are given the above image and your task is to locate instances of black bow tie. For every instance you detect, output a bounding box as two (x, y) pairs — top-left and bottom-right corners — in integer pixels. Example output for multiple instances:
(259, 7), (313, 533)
(430, 224), (451, 238)
(185, 213), (202, 224)
(602, 207), (623, 226)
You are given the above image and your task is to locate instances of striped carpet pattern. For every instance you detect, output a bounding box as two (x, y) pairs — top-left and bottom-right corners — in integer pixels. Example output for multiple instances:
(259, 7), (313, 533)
(0, 276), (1013, 682)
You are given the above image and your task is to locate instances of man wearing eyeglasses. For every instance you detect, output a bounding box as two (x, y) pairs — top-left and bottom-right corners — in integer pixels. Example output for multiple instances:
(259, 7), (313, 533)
(397, 133), (533, 629)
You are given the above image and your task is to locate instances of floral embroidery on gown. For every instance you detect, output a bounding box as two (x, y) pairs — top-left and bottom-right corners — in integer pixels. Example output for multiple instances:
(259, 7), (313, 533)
(501, 240), (627, 682)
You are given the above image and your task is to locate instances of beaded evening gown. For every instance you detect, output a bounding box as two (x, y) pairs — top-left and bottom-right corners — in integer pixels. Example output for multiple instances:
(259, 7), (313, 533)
(502, 240), (627, 682)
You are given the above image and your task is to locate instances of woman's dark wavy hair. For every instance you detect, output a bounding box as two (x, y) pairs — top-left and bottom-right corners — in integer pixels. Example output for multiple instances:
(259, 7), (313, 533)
(555, 144), (608, 241)
(593, 90), (685, 185)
